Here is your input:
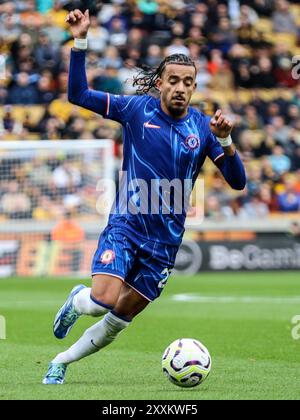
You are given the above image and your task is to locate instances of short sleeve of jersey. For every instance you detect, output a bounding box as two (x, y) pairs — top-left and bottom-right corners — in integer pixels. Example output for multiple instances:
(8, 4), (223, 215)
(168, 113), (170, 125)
(204, 116), (225, 164)
(105, 94), (141, 125)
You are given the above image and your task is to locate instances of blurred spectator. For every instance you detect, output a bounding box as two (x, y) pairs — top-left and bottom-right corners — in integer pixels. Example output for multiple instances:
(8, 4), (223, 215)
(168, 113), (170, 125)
(46, 0), (68, 29)
(271, 116), (291, 145)
(93, 66), (123, 94)
(33, 195), (60, 220)
(145, 44), (163, 68)
(268, 145), (291, 175)
(108, 17), (128, 48)
(252, 57), (276, 88)
(237, 10), (261, 46)
(207, 172), (232, 209)
(241, 105), (264, 130)
(51, 210), (85, 242)
(242, 194), (270, 218)
(292, 84), (300, 109)
(51, 209), (85, 272)
(118, 59), (139, 95)
(7, 72), (39, 104)
(87, 14), (109, 54)
(64, 116), (86, 139)
(35, 32), (60, 72)
(99, 45), (123, 70)
(272, 0), (297, 34)
(137, 0), (158, 15)
(195, 58), (212, 90)
(19, 0), (44, 30)
(246, 165), (263, 195)
(1, 105), (23, 134)
(0, 13), (21, 43)
(273, 43), (297, 88)
(278, 179), (300, 212)
(52, 160), (81, 193)
(166, 38), (190, 57)
(292, 147), (300, 171)
(43, 116), (65, 140)
(0, 180), (31, 219)
(37, 74), (56, 104)
(36, 0), (53, 15)
(209, 17), (237, 53)
(290, 222), (300, 240)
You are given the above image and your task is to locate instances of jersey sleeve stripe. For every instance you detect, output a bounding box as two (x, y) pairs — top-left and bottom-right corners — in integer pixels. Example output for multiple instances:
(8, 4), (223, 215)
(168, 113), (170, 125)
(106, 93), (110, 116)
(214, 152), (225, 162)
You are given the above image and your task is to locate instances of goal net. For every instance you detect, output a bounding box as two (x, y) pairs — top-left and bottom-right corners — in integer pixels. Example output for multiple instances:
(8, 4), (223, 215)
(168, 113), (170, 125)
(0, 140), (115, 278)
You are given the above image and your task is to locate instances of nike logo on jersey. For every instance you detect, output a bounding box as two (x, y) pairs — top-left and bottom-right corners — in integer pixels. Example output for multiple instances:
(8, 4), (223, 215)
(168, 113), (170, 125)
(144, 121), (161, 129)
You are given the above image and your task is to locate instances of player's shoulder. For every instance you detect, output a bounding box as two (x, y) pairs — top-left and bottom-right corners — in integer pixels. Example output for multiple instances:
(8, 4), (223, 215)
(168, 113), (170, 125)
(123, 94), (155, 110)
(128, 94), (159, 114)
(189, 107), (212, 132)
(109, 94), (152, 120)
(137, 94), (158, 107)
(110, 93), (144, 104)
(118, 94), (154, 103)
(190, 107), (209, 122)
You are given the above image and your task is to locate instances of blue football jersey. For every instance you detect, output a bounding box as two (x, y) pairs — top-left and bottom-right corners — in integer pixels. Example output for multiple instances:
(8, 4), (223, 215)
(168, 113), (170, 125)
(103, 94), (225, 247)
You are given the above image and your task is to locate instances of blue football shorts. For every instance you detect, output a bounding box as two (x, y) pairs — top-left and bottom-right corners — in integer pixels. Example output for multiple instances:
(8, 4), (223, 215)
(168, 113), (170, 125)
(91, 225), (179, 302)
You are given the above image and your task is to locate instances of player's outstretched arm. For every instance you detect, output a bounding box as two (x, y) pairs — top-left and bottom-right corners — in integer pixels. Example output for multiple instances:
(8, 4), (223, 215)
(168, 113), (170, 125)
(217, 149), (246, 191)
(66, 9), (108, 115)
(209, 110), (246, 191)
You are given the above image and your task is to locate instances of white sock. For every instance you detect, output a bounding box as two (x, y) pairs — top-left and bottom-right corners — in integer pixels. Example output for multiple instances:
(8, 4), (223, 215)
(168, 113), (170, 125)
(52, 311), (130, 364)
(73, 288), (112, 316)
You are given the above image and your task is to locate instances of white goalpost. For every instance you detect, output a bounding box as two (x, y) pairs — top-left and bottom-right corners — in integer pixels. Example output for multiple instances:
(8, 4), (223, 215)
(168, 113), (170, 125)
(0, 140), (115, 278)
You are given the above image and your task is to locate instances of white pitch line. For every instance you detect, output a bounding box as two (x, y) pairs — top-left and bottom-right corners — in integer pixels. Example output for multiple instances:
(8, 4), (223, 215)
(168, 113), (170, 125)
(171, 294), (300, 305)
(0, 300), (61, 309)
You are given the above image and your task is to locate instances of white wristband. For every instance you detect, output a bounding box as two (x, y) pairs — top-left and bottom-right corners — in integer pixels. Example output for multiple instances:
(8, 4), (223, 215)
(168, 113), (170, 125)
(74, 38), (88, 50)
(216, 135), (233, 148)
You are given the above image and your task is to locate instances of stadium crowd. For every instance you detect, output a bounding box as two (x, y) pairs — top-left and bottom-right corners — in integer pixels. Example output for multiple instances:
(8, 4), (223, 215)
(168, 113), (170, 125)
(0, 0), (300, 221)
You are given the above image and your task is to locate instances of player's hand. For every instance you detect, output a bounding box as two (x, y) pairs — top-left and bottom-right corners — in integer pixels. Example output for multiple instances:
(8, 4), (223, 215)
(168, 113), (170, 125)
(210, 109), (233, 138)
(66, 9), (90, 39)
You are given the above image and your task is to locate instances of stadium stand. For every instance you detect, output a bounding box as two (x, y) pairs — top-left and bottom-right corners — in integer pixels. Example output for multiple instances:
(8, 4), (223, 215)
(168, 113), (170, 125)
(0, 0), (300, 222)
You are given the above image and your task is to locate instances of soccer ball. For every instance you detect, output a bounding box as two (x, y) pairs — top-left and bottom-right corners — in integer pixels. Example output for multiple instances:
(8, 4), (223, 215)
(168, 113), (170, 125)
(162, 338), (212, 388)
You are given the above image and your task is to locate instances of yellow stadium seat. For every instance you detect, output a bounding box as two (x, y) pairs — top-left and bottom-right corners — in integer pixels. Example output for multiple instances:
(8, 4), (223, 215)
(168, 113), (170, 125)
(25, 106), (46, 125)
(269, 212), (300, 220)
(272, 33), (297, 49)
(293, 47), (300, 56)
(236, 89), (252, 103)
(0, 105), (45, 125)
(49, 99), (73, 121)
(256, 89), (277, 101)
(25, 133), (41, 140)
(211, 90), (234, 105)
(0, 132), (19, 140)
(77, 107), (96, 120)
(290, 4), (300, 18)
(250, 130), (265, 147)
(255, 18), (273, 34)
(85, 120), (99, 131)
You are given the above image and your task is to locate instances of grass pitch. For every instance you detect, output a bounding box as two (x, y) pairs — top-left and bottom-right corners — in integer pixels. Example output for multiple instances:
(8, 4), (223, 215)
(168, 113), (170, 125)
(0, 272), (299, 400)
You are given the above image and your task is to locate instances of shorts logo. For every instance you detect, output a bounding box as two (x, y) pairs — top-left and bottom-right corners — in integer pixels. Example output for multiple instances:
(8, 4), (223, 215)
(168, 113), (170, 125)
(100, 250), (115, 264)
(185, 135), (200, 150)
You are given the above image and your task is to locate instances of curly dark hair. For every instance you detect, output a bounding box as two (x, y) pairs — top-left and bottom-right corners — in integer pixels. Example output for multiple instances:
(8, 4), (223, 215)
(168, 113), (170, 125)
(133, 54), (197, 95)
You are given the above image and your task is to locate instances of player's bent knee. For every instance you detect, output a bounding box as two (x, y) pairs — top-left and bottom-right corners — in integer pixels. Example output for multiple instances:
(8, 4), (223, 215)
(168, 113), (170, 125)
(113, 285), (150, 320)
(89, 293), (114, 312)
(112, 302), (148, 320)
(91, 274), (123, 307)
(90, 290), (116, 309)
